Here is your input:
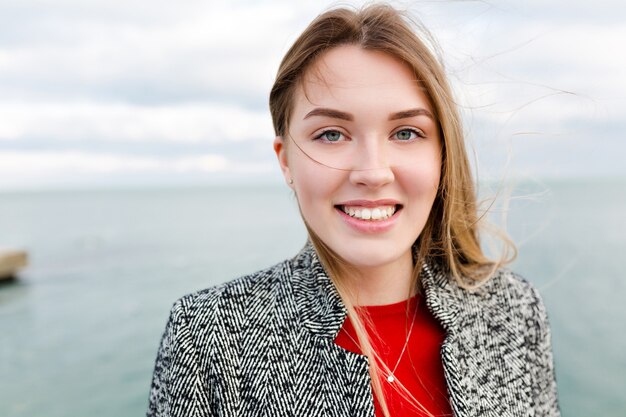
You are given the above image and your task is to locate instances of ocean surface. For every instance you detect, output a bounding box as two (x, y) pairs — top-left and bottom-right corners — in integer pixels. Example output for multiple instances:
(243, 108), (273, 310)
(0, 180), (624, 416)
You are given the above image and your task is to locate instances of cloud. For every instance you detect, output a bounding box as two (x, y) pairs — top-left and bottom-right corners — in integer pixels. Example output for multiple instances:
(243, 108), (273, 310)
(0, 150), (276, 190)
(497, 0), (626, 24)
(455, 22), (626, 98)
(0, 1), (304, 106)
(0, 0), (624, 189)
(0, 150), (229, 174)
(0, 101), (273, 143)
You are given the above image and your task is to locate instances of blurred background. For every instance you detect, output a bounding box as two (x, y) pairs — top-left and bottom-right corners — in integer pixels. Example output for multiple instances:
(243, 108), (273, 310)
(0, 0), (624, 416)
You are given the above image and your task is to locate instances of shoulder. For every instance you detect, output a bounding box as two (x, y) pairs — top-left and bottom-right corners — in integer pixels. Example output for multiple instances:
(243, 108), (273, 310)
(424, 264), (550, 337)
(472, 268), (548, 323)
(470, 268), (545, 310)
(148, 259), (300, 416)
(453, 269), (560, 413)
(169, 258), (293, 330)
(428, 265), (548, 319)
(451, 268), (551, 343)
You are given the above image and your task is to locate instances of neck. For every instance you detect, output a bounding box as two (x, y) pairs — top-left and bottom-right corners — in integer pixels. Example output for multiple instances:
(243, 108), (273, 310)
(349, 252), (415, 306)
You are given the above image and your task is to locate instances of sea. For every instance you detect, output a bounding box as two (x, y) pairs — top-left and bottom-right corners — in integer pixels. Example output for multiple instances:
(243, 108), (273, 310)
(0, 180), (624, 417)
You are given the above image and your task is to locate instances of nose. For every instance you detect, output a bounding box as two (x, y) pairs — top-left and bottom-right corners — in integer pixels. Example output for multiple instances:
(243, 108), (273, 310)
(348, 138), (395, 188)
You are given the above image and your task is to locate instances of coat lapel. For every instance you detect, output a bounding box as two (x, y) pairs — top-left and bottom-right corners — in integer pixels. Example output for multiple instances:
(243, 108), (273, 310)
(421, 262), (469, 417)
(288, 243), (374, 417)
(422, 264), (533, 417)
(289, 244), (534, 417)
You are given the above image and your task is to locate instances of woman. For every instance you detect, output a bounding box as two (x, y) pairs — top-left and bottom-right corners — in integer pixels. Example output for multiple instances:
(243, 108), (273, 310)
(147, 4), (560, 417)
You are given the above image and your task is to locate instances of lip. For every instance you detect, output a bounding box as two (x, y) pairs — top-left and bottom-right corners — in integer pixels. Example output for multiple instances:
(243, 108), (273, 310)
(335, 199), (402, 208)
(334, 201), (402, 234)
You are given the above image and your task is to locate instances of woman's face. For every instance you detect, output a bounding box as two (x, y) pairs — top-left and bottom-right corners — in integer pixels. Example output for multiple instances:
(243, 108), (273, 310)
(274, 45), (441, 273)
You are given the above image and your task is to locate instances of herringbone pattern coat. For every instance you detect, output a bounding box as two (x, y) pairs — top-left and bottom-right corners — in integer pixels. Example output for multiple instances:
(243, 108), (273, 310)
(147, 243), (560, 416)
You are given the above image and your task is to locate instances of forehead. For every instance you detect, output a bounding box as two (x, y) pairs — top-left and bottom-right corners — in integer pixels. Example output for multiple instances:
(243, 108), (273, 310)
(295, 45), (432, 114)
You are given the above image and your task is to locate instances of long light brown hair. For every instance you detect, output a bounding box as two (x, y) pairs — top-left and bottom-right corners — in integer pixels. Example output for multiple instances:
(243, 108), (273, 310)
(269, 4), (515, 416)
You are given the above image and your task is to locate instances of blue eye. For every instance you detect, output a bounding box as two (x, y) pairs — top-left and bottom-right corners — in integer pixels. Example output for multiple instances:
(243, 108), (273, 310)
(316, 130), (344, 142)
(394, 128), (424, 141)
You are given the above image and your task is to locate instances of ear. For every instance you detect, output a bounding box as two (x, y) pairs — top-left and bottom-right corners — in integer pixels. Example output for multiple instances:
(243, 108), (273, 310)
(273, 136), (294, 189)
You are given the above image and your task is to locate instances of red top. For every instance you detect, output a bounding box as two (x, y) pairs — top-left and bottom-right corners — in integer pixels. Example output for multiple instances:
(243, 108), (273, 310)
(334, 295), (453, 417)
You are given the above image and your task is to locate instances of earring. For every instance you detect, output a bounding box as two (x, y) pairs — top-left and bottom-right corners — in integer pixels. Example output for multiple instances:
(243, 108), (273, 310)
(289, 178), (294, 184)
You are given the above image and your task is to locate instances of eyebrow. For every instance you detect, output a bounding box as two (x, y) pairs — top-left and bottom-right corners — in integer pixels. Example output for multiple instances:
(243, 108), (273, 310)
(389, 108), (435, 121)
(303, 108), (353, 121)
(303, 107), (435, 121)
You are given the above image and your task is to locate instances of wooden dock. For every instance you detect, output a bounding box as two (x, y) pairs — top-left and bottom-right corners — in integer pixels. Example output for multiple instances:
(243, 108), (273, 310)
(0, 249), (28, 280)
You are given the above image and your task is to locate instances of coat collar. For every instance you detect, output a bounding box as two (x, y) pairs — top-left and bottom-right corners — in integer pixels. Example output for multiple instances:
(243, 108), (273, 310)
(289, 241), (462, 340)
(286, 243), (528, 417)
(421, 262), (461, 335)
(289, 241), (347, 340)
(288, 242), (473, 416)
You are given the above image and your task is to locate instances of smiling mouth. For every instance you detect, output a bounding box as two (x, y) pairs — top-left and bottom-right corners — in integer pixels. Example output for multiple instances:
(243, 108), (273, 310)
(335, 204), (401, 221)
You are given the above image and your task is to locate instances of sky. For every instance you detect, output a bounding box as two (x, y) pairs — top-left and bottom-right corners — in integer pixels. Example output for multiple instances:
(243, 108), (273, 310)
(0, 0), (624, 190)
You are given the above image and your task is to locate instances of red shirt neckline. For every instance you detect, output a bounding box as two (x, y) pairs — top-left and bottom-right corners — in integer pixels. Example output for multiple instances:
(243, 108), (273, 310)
(335, 293), (453, 416)
(355, 294), (420, 317)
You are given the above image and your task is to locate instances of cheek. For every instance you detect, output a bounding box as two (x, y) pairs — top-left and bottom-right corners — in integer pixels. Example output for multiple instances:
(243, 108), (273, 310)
(290, 156), (342, 213)
(426, 145), (443, 190)
(401, 153), (441, 196)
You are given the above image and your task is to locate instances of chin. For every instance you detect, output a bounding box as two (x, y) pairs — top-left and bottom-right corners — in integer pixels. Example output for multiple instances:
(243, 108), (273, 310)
(334, 244), (412, 271)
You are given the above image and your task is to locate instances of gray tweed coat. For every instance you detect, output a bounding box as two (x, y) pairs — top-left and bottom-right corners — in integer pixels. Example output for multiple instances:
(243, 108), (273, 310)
(147, 243), (560, 417)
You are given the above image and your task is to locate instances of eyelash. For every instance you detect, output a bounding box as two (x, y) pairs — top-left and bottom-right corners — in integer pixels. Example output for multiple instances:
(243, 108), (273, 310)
(313, 127), (427, 142)
(394, 128), (426, 141)
(314, 129), (346, 142)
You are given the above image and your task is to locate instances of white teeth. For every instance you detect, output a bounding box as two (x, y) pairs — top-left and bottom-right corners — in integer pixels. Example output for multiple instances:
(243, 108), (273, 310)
(341, 205), (396, 221)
